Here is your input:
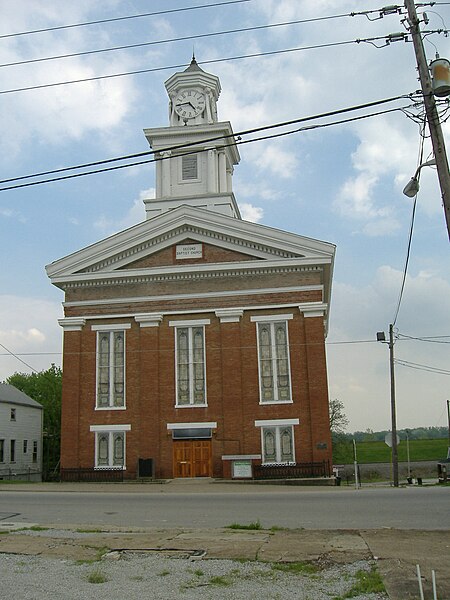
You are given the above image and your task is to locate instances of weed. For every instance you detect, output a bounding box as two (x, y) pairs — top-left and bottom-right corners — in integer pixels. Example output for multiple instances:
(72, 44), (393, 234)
(208, 575), (231, 587)
(270, 525), (288, 531)
(271, 561), (319, 575)
(75, 545), (109, 564)
(87, 569), (107, 584)
(334, 567), (385, 599)
(226, 519), (262, 530)
(158, 570), (170, 577)
(18, 525), (49, 532)
(193, 568), (204, 577)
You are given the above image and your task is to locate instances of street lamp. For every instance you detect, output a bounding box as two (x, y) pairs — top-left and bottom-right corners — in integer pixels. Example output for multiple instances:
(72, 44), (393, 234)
(402, 158), (436, 198)
(376, 325), (399, 487)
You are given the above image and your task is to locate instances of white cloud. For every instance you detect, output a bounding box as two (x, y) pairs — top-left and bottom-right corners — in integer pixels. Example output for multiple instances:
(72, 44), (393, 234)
(94, 187), (153, 235)
(0, 295), (62, 380)
(239, 203), (264, 222)
(327, 266), (450, 431)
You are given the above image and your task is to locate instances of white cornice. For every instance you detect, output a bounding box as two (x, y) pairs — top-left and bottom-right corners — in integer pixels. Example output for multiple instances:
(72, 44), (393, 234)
(298, 302), (327, 317)
(63, 285), (323, 308)
(52, 260), (326, 290)
(58, 317), (86, 331)
(135, 313), (163, 327)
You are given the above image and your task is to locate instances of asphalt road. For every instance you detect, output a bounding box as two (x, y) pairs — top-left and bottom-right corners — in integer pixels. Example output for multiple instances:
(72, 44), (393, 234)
(0, 485), (448, 530)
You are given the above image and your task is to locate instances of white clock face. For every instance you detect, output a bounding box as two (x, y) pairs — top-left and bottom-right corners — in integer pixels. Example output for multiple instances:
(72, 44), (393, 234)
(174, 89), (205, 119)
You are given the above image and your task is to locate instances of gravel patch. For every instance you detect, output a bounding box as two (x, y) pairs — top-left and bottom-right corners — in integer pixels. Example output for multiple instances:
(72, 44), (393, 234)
(0, 552), (388, 599)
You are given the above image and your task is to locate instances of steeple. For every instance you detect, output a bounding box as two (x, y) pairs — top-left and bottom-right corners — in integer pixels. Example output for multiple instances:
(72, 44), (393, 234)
(142, 58), (240, 220)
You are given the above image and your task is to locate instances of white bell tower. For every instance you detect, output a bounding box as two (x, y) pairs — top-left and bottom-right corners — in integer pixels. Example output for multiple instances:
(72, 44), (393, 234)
(143, 57), (241, 220)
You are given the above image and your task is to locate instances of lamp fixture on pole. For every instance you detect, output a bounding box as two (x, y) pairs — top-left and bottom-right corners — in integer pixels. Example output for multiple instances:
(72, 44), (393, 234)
(376, 325), (399, 487)
(402, 158), (437, 198)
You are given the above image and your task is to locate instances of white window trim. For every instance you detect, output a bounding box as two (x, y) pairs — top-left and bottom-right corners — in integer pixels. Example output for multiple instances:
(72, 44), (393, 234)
(258, 424), (296, 465)
(251, 314), (294, 322)
(255, 419), (299, 427)
(167, 422), (217, 430)
(91, 323), (131, 331)
(169, 319), (210, 327)
(173, 324), (207, 407)
(255, 319), (293, 405)
(95, 329), (127, 410)
(90, 425), (131, 432)
(90, 425), (131, 470)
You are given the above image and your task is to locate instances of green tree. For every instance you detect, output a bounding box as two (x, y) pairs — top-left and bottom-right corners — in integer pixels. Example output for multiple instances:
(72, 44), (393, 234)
(329, 398), (352, 464)
(5, 364), (62, 479)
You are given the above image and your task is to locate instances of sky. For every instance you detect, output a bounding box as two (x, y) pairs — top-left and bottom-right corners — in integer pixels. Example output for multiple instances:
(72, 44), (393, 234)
(0, 0), (449, 434)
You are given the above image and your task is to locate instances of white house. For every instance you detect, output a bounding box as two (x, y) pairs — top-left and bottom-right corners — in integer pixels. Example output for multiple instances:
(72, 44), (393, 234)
(0, 383), (43, 482)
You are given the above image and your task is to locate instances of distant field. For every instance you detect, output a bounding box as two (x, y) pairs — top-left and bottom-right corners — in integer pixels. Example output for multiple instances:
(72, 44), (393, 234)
(335, 438), (449, 464)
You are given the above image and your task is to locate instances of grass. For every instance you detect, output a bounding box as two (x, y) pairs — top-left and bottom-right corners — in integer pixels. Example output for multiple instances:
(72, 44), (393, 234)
(75, 546), (110, 564)
(271, 561), (319, 575)
(333, 567), (385, 599)
(87, 569), (107, 584)
(226, 519), (262, 530)
(208, 575), (231, 587)
(76, 528), (103, 534)
(336, 438), (449, 464)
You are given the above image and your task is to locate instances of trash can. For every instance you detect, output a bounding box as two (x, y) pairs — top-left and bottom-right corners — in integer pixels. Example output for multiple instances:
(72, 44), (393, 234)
(335, 476), (341, 486)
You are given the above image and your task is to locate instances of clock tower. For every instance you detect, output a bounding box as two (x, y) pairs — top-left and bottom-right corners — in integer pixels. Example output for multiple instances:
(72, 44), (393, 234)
(143, 57), (241, 219)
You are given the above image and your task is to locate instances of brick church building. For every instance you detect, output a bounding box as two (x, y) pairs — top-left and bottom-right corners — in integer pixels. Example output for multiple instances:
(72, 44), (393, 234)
(46, 58), (336, 480)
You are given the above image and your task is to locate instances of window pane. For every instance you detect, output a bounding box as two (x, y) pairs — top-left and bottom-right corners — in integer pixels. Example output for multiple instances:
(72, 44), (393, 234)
(97, 333), (110, 406)
(258, 324), (274, 401)
(263, 428), (277, 462)
(113, 433), (124, 466)
(177, 328), (190, 404)
(0, 440), (4, 462)
(10, 440), (15, 462)
(98, 434), (109, 466)
(275, 323), (290, 400)
(280, 427), (294, 462)
(113, 332), (125, 406)
(192, 328), (205, 404)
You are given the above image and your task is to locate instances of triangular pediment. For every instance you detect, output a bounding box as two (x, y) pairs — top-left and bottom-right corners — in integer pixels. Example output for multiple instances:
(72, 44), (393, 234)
(46, 204), (335, 282)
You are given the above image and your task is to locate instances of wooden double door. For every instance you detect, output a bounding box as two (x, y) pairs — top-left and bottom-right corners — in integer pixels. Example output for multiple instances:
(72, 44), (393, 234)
(173, 440), (212, 478)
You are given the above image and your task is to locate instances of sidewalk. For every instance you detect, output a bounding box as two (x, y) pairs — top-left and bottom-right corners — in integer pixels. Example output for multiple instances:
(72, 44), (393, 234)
(0, 522), (448, 599)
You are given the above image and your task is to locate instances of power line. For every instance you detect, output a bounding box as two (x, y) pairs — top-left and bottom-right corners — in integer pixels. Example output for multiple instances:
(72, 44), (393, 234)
(395, 358), (450, 375)
(0, 15), (352, 70)
(0, 41), (355, 96)
(398, 333), (450, 343)
(0, 0), (253, 40)
(2, 29), (429, 97)
(0, 94), (412, 191)
(392, 117), (427, 326)
(0, 342), (39, 374)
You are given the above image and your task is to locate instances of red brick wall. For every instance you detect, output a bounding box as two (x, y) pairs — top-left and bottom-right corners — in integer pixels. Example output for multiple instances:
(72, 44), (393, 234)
(59, 306), (332, 479)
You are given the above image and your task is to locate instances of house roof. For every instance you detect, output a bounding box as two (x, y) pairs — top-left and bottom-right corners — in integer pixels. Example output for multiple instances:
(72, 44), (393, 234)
(0, 383), (43, 409)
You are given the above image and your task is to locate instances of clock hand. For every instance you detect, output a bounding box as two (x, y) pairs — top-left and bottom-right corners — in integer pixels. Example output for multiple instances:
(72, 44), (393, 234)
(176, 101), (196, 110)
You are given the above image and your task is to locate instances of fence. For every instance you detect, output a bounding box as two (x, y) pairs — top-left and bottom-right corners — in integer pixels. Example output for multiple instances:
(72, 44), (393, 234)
(253, 461), (331, 480)
(60, 468), (124, 483)
(0, 467), (42, 482)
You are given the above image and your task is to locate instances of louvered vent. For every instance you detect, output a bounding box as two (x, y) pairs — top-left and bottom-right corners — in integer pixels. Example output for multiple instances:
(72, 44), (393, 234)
(182, 155), (198, 180)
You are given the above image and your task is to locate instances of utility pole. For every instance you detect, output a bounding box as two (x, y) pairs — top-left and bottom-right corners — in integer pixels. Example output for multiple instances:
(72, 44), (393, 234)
(388, 324), (399, 487)
(447, 399), (450, 459)
(404, 0), (450, 240)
